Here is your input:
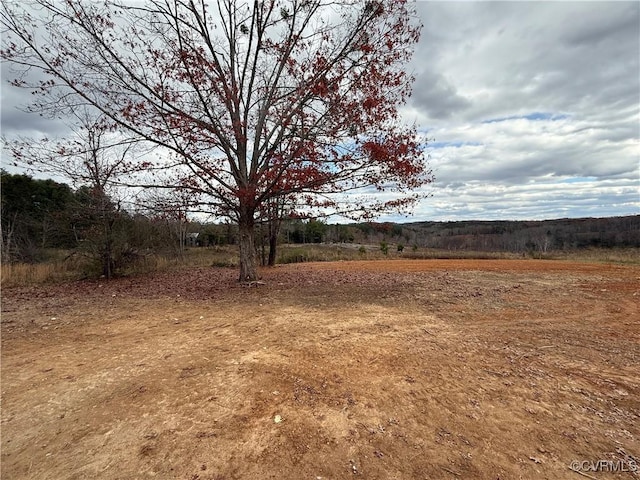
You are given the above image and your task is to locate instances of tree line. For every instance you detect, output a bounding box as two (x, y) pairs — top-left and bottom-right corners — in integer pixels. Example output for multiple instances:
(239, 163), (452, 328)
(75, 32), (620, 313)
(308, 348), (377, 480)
(397, 218), (640, 253)
(1, 170), (206, 277)
(276, 217), (640, 252)
(0, 170), (342, 276)
(3, 169), (637, 280)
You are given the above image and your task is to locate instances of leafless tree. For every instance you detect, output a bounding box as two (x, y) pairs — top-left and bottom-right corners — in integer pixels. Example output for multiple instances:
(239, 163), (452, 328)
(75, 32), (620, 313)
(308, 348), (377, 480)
(2, 0), (432, 281)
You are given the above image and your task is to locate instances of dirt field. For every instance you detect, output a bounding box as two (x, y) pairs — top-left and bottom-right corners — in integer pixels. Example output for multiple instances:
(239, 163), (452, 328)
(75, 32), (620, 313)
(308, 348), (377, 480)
(1, 259), (639, 480)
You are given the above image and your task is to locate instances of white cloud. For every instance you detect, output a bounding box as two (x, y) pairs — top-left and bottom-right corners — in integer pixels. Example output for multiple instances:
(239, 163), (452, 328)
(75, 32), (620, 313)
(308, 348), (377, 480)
(1, 1), (638, 222)
(401, 0), (639, 220)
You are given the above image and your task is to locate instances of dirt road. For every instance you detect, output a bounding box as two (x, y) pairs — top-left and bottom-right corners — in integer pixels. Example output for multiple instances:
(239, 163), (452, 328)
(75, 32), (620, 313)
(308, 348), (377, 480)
(2, 259), (639, 479)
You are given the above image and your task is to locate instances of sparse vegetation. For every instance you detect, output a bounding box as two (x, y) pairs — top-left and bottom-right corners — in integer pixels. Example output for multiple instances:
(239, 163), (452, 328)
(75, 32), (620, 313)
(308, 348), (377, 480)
(1, 256), (81, 287)
(2, 175), (637, 287)
(3, 243), (638, 288)
(277, 245), (376, 264)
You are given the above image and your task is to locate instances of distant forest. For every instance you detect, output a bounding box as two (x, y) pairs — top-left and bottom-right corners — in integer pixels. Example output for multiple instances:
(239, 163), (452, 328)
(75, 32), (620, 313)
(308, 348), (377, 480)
(398, 217), (640, 252)
(2, 171), (638, 268)
(287, 216), (640, 253)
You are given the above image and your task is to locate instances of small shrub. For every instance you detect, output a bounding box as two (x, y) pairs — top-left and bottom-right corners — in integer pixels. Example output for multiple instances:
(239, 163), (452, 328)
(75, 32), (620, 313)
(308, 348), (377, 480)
(277, 247), (311, 264)
(358, 245), (367, 255)
(211, 258), (238, 268)
(397, 244), (404, 253)
(380, 241), (389, 255)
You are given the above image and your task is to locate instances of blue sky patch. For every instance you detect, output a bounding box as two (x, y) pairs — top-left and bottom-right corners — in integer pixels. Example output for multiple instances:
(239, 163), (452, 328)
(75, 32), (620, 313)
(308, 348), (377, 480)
(559, 176), (598, 183)
(482, 112), (569, 124)
(429, 140), (482, 149)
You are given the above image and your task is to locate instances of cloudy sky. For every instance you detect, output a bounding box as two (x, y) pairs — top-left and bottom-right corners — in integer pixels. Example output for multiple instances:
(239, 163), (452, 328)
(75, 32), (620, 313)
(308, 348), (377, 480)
(401, 1), (639, 222)
(1, 1), (638, 222)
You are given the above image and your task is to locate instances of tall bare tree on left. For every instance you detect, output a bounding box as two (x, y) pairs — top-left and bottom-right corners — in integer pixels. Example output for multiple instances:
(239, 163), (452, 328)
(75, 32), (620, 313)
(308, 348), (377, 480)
(1, 0), (432, 282)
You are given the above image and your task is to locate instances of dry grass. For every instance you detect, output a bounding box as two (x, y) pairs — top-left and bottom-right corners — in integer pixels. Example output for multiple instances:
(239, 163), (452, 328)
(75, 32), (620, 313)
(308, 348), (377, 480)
(1, 263), (54, 287)
(2, 244), (638, 287)
(400, 247), (521, 260)
(551, 247), (640, 264)
(0, 247), (239, 287)
(278, 244), (373, 263)
(0, 251), (90, 287)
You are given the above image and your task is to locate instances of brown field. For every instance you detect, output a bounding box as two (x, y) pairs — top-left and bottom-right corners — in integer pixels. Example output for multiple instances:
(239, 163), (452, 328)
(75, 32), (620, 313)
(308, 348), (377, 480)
(1, 259), (639, 479)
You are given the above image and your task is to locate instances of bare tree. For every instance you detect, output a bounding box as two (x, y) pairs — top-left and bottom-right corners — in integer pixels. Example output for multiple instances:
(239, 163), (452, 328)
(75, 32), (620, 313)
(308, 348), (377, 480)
(7, 110), (144, 193)
(2, 0), (432, 281)
(138, 188), (201, 255)
(6, 111), (149, 277)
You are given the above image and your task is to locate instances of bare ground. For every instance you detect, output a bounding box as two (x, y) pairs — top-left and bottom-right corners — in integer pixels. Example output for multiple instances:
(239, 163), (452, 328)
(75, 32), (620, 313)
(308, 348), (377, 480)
(1, 259), (639, 480)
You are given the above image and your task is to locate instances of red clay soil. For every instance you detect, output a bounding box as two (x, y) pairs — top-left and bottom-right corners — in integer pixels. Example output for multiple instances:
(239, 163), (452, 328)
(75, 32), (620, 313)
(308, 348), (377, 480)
(1, 259), (639, 479)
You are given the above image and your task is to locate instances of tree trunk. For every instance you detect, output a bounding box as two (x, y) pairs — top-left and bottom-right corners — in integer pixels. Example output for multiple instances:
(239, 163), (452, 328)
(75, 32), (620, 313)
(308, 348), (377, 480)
(238, 208), (258, 282)
(103, 236), (113, 279)
(259, 222), (267, 266)
(267, 210), (282, 266)
(267, 232), (278, 266)
(267, 216), (280, 267)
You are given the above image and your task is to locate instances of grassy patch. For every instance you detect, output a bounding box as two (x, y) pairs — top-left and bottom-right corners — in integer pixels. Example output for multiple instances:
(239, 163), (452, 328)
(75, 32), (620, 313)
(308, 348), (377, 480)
(3, 244), (637, 287)
(548, 247), (640, 265)
(277, 244), (358, 263)
(1, 253), (88, 287)
(401, 248), (521, 260)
